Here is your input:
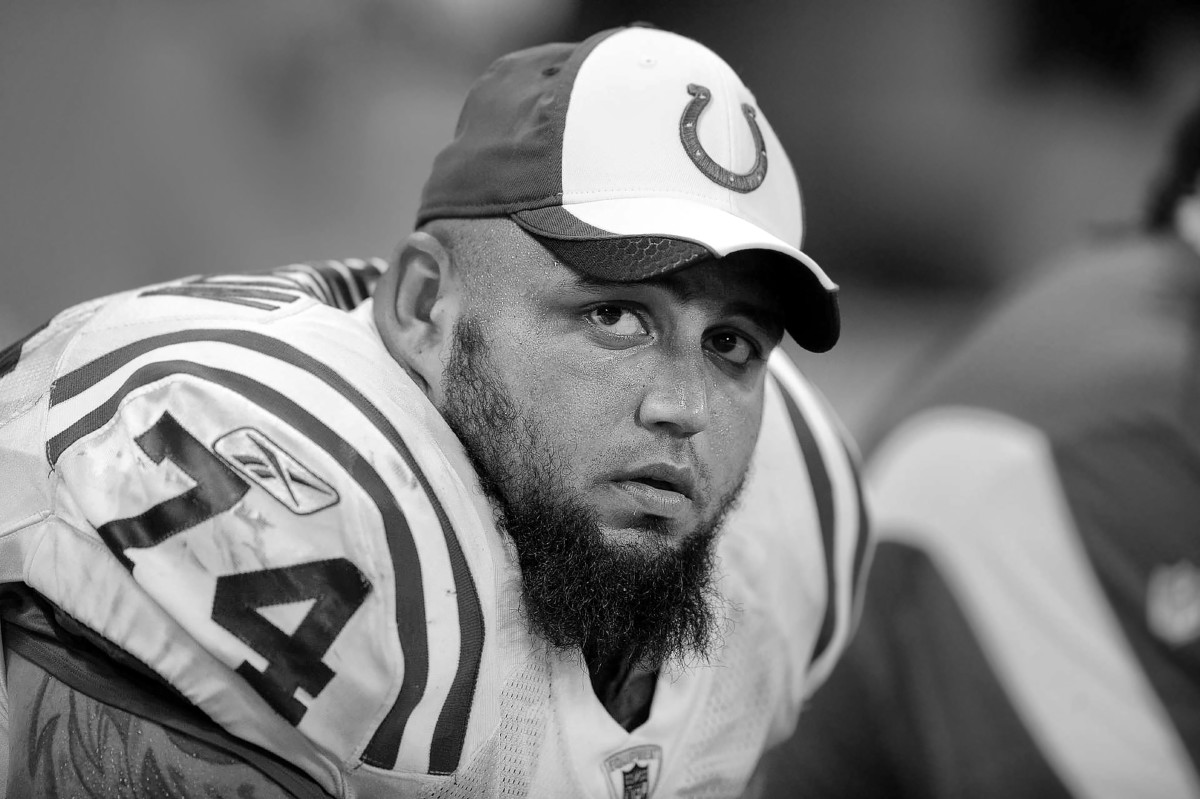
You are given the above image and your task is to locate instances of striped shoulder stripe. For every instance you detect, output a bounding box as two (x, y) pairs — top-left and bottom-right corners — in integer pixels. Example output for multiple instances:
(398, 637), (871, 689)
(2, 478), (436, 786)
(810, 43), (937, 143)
(776, 378), (837, 660)
(310, 262), (354, 309)
(140, 278), (307, 311)
(265, 259), (384, 311)
(270, 266), (335, 306)
(843, 438), (873, 624)
(338, 259), (382, 304)
(0, 320), (49, 381)
(767, 354), (869, 682)
(48, 329), (482, 775)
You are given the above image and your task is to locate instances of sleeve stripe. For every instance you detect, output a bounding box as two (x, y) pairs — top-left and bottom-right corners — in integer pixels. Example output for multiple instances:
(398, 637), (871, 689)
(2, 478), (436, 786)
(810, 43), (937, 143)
(139, 285), (302, 310)
(342, 259), (381, 304)
(311, 262), (355, 310)
(0, 320), (48, 381)
(324, 260), (365, 307)
(48, 329), (483, 774)
(274, 266), (334, 305)
(768, 352), (872, 687)
(843, 438), (873, 623)
(777, 382), (840, 663)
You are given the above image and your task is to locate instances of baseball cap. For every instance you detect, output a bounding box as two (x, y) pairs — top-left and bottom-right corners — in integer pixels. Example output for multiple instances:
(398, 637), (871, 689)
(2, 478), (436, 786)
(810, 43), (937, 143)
(417, 24), (840, 352)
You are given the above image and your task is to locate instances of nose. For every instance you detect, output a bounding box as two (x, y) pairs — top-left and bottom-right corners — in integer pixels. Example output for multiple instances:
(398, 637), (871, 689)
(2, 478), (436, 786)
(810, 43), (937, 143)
(637, 352), (711, 437)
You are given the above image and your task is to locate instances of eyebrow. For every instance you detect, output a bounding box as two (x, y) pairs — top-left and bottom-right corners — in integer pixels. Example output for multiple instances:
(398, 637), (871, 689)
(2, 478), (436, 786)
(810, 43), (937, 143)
(720, 301), (784, 337)
(566, 272), (700, 303)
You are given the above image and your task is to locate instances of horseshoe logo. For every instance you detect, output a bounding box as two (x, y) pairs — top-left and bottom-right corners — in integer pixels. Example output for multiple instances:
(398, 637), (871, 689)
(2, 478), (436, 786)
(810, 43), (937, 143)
(679, 83), (767, 193)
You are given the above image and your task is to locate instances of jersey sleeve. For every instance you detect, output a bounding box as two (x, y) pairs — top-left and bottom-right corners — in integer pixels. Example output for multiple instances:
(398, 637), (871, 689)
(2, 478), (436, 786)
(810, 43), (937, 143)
(0, 268), (492, 796)
(717, 350), (873, 749)
(767, 351), (873, 692)
(138, 257), (386, 313)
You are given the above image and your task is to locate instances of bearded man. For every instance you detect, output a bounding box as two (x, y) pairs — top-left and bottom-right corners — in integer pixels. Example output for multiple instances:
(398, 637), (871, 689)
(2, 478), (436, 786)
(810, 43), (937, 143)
(0, 25), (868, 799)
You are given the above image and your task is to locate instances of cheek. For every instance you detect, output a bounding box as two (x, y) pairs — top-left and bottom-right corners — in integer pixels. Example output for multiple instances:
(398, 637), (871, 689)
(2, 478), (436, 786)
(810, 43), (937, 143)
(492, 337), (633, 445)
(704, 393), (764, 490)
(504, 328), (640, 415)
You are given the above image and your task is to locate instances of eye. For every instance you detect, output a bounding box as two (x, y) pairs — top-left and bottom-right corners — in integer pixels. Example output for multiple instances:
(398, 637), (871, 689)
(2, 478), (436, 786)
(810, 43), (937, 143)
(585, 305), (649, 337)
(706, 330), (759, 366)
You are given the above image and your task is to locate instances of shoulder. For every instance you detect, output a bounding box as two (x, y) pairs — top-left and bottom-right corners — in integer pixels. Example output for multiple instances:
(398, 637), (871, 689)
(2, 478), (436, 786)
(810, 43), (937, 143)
(716, 350), (872, 699)
(5, 260), (500, 790)
(1, 258), (389, 440)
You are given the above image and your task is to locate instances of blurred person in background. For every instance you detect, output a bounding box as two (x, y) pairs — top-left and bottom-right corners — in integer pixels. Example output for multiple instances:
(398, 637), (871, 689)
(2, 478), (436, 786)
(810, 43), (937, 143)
(0, 24), (868, 799)
(759, 92), (1200, 799)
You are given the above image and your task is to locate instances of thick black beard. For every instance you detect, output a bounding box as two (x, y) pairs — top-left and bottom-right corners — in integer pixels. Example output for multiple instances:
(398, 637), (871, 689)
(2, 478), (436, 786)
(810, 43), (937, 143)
(439, 315), (736, 670)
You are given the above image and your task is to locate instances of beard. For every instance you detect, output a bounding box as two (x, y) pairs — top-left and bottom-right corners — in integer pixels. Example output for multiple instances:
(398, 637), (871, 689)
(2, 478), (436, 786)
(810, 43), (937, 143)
(438, 315), (741, 670)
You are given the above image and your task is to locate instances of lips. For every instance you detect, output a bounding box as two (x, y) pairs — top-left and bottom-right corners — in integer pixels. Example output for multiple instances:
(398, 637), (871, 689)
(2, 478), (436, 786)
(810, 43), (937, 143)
(608, 463), (697, 521)
(621, 463), (696, 500)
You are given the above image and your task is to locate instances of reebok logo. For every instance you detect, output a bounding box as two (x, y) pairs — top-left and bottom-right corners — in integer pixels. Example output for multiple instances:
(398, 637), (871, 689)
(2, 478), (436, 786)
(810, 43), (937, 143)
(1147, 561), (1200, 646)
(214, 427), (339, 515)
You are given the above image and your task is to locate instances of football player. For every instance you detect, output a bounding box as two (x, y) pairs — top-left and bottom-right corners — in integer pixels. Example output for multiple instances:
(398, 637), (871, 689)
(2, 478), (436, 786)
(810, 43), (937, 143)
(0, 26), (869, 798)
(760, 92), (1200, 798)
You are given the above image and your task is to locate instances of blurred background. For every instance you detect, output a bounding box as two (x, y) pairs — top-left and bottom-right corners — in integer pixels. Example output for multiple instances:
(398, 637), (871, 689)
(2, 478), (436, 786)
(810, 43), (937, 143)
(3, 0), (1200, 436)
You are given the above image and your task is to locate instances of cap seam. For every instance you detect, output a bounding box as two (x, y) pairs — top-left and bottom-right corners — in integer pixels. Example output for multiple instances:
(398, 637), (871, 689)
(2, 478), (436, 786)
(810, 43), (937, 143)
(549, 27), (624, 192)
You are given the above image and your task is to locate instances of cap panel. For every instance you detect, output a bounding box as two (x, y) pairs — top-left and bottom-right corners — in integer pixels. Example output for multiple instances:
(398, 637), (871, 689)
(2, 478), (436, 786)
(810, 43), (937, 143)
(728, 111), (804, 248)
(416, 29), (621, 224)
(416, 43), (570, 223)
(559, 28), (802, 247)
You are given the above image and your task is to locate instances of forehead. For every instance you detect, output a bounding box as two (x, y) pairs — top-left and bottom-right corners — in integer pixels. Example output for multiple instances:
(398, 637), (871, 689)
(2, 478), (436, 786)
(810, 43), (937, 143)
(643, 253), (789, 308)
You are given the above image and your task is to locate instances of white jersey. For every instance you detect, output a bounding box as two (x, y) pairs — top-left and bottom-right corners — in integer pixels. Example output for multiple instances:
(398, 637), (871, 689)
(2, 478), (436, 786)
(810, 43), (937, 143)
(0, 261), (869, 798)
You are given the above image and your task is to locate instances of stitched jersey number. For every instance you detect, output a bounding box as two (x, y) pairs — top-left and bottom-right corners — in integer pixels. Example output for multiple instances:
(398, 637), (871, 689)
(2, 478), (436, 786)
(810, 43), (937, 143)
(98, 411), (371, 725)
(212, 559), (371, 724)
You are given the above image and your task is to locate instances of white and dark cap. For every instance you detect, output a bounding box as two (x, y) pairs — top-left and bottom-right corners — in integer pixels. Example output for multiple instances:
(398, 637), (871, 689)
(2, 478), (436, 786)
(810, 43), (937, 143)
(417, 24), (840, 352)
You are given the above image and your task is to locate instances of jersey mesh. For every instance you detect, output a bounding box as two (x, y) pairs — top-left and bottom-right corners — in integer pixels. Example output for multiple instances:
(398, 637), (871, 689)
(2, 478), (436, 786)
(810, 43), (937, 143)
(0, 298), (104, 429)
(422, 659), (551, 799)
(677, 630), (775, 797)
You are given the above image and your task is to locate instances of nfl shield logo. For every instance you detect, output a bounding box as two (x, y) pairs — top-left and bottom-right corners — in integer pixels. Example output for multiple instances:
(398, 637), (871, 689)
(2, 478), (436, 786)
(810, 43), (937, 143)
(604, 745), (662, 799)
(623, 764), (650, 799)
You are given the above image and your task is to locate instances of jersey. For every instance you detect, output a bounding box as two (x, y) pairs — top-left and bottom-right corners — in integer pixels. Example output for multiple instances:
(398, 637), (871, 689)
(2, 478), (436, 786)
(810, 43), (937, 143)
(0, 260), (869, 799)
(762, 234), (1200, 799)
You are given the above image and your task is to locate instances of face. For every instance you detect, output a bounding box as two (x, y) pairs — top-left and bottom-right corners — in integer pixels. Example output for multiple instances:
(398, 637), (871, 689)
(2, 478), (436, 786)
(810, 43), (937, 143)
(432, 224), (787, 666)
(446, 236), (785, 549)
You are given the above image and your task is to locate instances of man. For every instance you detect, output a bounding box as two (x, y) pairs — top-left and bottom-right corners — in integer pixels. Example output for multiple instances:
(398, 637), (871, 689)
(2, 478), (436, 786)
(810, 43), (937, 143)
(761, 96), (1200, 798)
(0, 25), (868, 798)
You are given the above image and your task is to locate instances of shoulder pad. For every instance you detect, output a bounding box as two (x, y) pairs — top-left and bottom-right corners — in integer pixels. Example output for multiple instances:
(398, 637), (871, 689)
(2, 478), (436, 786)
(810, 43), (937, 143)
(34, 304), (491, 792)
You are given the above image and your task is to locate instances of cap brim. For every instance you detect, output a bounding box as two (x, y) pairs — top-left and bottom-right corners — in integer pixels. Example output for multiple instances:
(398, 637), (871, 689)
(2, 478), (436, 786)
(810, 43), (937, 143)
(512, 198), (840, 352)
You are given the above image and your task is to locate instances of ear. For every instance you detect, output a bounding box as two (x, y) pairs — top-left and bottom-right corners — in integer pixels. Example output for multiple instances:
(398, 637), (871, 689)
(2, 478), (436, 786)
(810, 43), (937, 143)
(374, 231), (461, 396)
